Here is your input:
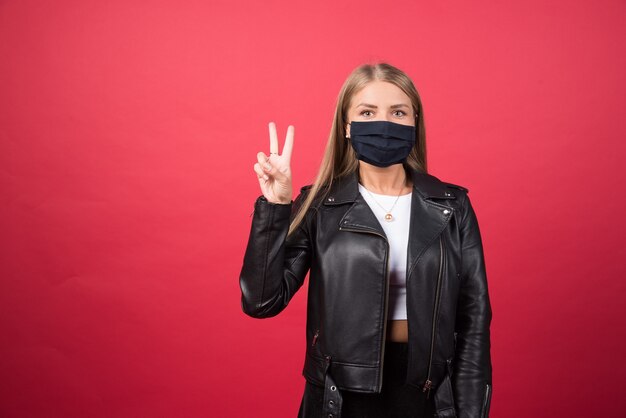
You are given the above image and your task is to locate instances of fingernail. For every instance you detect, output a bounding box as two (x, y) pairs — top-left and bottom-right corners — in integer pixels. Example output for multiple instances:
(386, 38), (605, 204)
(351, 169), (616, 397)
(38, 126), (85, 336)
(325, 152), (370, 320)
(263, 174), (269, 180)
(264, 162), (271, 170)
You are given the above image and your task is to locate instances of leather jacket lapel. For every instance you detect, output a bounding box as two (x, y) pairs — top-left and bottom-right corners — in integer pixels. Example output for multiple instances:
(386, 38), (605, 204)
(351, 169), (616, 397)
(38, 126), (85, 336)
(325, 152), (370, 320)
(323, 170), (387, 237)
(406, 170), (456, 280)
(323, 167), (457, 277)
(339, 192), (387, 237)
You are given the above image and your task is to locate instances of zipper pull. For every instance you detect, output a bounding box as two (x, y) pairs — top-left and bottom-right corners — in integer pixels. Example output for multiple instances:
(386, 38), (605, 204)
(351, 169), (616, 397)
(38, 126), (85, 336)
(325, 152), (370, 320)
(422, 379), (432, 399)
(312, 329), (319, 346)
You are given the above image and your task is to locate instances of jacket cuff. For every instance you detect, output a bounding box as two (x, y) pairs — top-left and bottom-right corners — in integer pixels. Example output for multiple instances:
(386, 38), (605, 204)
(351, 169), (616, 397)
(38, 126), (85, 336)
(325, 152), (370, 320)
(255, 195), (293, 206)
(250, 195), (293, 226)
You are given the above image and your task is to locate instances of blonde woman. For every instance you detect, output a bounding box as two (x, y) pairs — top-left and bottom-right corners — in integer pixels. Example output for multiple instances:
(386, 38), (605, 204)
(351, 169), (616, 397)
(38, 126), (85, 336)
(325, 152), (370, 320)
(240, 63), (493, 418)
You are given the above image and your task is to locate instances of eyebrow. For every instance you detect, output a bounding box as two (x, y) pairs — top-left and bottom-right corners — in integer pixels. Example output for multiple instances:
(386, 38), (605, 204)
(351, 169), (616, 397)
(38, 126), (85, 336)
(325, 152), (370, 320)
(356, 103), (411, 109)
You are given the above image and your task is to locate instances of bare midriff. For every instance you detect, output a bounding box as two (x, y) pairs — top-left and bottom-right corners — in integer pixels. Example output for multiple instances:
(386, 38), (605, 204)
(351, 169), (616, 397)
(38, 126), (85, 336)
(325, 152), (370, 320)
(386, 319), (408, 342)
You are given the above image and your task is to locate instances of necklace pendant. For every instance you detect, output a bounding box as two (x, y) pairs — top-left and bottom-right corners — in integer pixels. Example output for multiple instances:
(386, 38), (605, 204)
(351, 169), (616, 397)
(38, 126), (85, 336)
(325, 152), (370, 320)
(384, 213), (393, 222)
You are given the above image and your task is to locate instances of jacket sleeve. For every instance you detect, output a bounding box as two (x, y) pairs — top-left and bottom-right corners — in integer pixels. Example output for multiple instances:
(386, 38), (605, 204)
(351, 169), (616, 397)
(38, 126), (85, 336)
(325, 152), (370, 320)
(239, 191), (312, 318)
(453, 192), (493, 418)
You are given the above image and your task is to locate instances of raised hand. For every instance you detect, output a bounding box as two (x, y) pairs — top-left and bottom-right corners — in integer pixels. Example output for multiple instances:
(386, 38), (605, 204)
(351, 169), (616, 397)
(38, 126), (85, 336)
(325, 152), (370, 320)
(253, 122), (294, 204)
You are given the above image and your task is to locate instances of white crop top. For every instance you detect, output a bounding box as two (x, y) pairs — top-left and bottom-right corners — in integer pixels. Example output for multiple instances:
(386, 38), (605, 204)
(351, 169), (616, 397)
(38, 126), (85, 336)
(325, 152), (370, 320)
(358, 183), (412, 320)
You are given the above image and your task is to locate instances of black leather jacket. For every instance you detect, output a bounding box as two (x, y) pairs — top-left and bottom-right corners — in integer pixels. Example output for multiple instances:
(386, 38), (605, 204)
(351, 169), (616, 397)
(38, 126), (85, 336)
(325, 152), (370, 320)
(240, 167), (493, 418)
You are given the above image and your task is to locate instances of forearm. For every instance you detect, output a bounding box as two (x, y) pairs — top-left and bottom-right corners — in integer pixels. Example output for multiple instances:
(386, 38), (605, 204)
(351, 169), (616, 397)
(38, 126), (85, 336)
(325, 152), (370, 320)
(239, 195), (310, 318)
(453, 294), (492, 417)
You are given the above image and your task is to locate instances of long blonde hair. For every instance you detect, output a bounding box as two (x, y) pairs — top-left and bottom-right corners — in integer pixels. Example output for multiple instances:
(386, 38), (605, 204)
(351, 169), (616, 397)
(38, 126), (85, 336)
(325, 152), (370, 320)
(288, 62), (428, 236)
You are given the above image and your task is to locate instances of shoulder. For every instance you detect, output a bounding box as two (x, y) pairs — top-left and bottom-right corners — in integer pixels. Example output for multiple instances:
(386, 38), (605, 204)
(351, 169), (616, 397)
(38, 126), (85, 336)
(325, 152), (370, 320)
(296, 184), (315, 202)
(296, 183), (328, 206)
(441, 180), (469, 194)
(292, 184), (319, 214)
(411, 169), (470, 200)
(437, 178), (470, 212)
(435, 179), (479, 223)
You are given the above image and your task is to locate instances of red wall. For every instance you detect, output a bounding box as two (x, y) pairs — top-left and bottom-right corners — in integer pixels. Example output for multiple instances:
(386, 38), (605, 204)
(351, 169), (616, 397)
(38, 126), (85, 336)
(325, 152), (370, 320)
(1, 1), (625, 417)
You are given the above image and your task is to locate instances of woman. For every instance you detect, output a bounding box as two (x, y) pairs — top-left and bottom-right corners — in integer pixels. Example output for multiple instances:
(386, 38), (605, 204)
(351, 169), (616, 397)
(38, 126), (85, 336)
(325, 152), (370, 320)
(240, 63), (492, 418)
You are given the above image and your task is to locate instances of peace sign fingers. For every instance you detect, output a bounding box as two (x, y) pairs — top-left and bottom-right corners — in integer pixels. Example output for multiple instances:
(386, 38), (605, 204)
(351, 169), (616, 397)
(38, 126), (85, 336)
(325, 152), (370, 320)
(255, 122), (294, 204)
(268, 122), (294, 164)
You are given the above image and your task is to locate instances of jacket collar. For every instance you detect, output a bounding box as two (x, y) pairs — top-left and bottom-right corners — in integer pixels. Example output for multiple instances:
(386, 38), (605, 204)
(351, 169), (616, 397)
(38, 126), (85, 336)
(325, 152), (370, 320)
(322, 166), (457, 206)
(321, 166), (457, 282)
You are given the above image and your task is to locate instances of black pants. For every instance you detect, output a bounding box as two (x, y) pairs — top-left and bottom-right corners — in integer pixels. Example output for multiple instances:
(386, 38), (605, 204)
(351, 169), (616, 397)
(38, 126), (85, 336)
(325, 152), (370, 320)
(297, 342), (437, 418)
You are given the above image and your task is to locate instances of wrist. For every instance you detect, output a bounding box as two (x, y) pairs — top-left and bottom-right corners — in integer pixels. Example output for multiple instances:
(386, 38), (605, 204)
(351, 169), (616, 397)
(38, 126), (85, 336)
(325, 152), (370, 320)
(259, 196), (292, 205)
(271, 199), (292, 205)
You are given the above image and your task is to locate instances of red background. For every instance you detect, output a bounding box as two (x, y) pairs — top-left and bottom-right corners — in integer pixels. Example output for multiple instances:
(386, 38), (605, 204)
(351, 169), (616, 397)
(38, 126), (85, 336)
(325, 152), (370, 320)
(1, 0), (625, 417)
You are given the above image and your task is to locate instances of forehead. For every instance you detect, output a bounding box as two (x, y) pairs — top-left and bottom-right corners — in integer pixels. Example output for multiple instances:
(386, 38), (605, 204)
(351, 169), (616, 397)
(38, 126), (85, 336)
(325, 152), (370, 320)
(350, 81), (411, 107)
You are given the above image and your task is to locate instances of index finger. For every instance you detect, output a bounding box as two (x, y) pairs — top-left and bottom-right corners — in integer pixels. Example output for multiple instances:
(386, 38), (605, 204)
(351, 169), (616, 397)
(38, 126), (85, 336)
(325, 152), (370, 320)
(282, 125), (294, 163)
(269, 122), (279, 155)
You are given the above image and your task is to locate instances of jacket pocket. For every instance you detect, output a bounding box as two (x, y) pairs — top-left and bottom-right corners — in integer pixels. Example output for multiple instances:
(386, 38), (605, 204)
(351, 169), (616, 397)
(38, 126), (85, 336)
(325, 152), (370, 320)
(434, 372), (457, 418)
(480, 383), (492, 418)
(434, 358), (457, 418)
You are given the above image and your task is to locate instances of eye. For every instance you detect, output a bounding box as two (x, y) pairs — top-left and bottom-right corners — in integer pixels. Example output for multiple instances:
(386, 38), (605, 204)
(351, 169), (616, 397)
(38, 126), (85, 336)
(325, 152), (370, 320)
(359, 110), (374, 117)
(393, 110), (407, 117)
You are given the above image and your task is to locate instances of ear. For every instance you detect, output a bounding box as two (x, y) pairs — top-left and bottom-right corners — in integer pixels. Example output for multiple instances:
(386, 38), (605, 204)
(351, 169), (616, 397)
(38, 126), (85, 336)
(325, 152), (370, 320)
(345, 122), (351, 139)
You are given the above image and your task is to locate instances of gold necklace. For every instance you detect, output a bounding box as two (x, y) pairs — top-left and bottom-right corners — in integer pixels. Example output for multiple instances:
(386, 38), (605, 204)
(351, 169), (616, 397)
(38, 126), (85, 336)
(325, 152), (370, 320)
(362, 185), (405, 222)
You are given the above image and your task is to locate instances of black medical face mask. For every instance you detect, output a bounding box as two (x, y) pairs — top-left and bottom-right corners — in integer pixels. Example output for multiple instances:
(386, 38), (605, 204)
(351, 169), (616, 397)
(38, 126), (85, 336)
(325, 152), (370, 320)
(348, 120), (416, 168)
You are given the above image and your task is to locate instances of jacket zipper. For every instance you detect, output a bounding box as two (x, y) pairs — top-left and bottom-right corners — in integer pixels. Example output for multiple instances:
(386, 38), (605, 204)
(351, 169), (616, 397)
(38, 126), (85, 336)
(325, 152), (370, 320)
(379, 244), (391, 391)
(422, 235), (445, 399)
(312, 329), (319, 346)
(339, 225), (390, 392)
(481, 383), (491, 418)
